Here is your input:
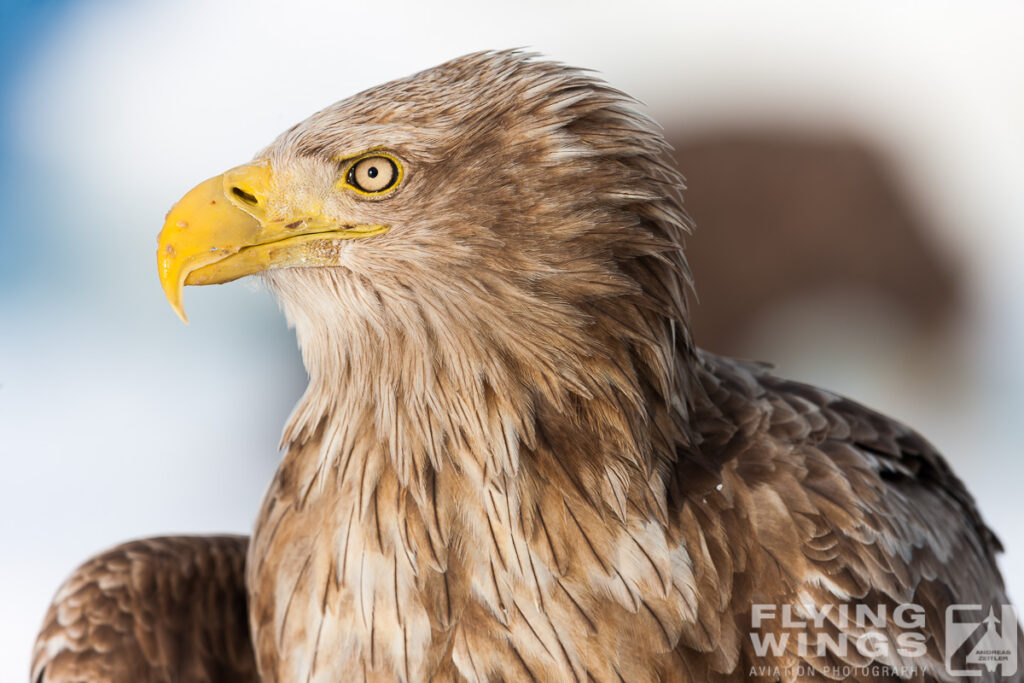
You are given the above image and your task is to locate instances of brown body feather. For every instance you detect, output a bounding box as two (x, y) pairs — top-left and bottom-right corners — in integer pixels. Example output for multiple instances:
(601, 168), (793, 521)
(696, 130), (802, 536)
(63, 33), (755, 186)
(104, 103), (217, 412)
(33, 51), (1020, 682)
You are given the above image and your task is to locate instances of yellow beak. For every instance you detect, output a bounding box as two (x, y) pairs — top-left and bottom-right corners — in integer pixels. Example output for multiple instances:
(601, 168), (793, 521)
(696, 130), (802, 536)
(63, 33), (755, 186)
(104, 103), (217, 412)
(157, 160), (388, 322)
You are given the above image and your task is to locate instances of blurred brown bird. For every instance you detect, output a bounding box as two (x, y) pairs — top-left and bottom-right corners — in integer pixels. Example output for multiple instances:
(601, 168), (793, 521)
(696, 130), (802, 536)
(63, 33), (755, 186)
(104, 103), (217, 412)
(32, 51), (1020, 682)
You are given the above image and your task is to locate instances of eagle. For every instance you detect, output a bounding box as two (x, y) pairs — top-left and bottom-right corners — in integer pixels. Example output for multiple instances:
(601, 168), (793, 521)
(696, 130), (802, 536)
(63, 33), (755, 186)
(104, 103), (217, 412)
(32, 50), (1021, 682)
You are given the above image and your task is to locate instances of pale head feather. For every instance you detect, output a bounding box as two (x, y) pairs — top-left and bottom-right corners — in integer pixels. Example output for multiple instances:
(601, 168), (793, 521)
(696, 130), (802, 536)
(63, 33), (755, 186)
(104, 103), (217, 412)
(260, 50), (699, 494)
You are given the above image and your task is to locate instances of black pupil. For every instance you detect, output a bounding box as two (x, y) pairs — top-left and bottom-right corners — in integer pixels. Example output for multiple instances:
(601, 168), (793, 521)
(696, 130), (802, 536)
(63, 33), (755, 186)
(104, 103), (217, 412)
(367, 165), (379, 178)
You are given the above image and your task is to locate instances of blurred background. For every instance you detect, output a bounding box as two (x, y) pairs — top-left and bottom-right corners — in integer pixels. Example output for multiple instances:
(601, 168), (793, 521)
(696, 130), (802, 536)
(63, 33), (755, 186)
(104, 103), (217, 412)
(2, 0), (1024, 677)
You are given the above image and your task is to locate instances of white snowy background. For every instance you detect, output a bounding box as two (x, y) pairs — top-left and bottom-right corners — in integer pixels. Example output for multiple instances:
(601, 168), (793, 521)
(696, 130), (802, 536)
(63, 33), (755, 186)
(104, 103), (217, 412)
(2, 0), (1024, 679)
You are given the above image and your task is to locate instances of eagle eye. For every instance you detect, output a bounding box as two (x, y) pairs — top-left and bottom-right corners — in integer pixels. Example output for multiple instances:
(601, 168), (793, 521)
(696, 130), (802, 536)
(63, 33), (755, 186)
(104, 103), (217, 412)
(344, 154), (401, 195)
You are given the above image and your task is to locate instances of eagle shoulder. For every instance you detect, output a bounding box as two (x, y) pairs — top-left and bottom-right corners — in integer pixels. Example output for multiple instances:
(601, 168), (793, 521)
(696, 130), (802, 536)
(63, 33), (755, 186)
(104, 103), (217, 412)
(673, 352), (1019, 681)
(31, 535), (256, 683)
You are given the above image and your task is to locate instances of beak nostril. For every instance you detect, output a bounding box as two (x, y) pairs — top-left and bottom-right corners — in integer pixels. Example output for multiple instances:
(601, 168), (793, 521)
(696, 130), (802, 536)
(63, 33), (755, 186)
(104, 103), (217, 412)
(231, 187), (259, 205)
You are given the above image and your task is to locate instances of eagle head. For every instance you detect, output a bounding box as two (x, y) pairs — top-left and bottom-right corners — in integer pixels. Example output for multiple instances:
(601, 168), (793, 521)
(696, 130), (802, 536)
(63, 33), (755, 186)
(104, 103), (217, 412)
(158, 51), (697, 460)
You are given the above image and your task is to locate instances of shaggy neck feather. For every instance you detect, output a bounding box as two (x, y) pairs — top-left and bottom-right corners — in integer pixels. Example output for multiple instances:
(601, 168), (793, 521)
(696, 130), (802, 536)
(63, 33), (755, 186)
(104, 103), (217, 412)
(267, 266), (687, 513)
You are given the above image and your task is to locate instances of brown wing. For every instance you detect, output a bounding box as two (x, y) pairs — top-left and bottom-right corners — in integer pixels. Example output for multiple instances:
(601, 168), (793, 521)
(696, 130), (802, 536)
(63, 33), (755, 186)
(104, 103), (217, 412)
(673, 352), (1021, 682)
(32, 535), (257, 683)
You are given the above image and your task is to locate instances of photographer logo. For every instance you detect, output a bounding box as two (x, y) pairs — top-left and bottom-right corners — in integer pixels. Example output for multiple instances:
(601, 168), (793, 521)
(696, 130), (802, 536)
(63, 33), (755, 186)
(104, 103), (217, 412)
(945, 605), (1018, 678)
